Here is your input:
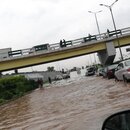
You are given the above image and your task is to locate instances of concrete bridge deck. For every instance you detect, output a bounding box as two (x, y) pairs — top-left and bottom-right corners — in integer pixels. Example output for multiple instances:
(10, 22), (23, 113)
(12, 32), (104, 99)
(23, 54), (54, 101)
(0, 27), (130, 72)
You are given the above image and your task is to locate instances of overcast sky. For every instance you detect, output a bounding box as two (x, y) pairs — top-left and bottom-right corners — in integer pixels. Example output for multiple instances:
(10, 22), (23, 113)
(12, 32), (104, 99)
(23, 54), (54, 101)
(0, 0), (130, 72)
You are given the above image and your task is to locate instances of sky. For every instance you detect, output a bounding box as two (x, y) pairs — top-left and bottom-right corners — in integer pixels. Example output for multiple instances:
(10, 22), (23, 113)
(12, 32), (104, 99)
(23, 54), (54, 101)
(0, 0), (130, 72)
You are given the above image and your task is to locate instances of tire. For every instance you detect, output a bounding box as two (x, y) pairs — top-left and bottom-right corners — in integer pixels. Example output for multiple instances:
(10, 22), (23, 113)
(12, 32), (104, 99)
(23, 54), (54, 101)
(123, 75), (128, 83)
(107, 75), (110, 79)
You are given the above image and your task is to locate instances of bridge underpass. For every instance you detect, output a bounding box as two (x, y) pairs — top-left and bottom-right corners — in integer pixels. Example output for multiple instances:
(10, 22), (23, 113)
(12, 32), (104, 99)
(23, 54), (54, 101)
(0, 27), (130, 72)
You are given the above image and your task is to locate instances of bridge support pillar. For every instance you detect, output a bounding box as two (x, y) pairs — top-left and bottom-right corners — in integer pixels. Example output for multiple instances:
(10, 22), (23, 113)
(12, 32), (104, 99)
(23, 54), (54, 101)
(98, 41), (116, 66)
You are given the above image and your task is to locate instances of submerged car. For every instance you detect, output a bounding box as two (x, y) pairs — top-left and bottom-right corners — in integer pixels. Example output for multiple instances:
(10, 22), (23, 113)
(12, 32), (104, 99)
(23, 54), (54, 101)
(115, 59), (130, 81)
(62, 73), (70, 79)
(102, 64), (118, 79)
(85, 67), (95, 76)
(97, 68), (104, 76)
(55, 75), (63, 80)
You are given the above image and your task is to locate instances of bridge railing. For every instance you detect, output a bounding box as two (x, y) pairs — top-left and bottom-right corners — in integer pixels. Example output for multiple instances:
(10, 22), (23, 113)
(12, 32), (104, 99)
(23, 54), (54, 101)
(120, 27), (130, 35)
(49, 43), (60, 50)
(22, 48), (31, 55)
(72, 38), (83, 45)
(1, 27), (130, 61)
(43, 27), (130, 52)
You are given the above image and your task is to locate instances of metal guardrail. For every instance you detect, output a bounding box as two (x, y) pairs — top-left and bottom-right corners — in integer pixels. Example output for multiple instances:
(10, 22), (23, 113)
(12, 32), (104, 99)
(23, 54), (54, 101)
(121, 27), (130, 35)
(1, 27), (130, 61)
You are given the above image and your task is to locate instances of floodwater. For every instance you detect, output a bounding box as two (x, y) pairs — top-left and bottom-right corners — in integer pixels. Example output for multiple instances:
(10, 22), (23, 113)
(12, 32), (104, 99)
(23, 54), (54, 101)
(0, 70), (130, 130)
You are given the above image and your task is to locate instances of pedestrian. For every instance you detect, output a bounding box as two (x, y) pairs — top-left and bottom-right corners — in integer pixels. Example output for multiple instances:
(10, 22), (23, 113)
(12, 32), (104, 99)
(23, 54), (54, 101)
(48, 77), (52, 84)
(63, 39), (66, 43)
(60, 40), (63, 47)
(63, 39), (66, 47)
(107, 29), (110, 37)
(37, 78), (43, 89)
(107, 29), (110, 33)
(88, 34), (92, 40)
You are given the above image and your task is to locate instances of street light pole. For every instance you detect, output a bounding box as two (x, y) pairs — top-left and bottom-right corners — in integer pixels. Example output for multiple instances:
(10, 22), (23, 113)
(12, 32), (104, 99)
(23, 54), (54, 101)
(88, 10), (102, 38)
(88, 10), (102, 64)
(110, 7), (117, 31)
(100, 0), (124, 61)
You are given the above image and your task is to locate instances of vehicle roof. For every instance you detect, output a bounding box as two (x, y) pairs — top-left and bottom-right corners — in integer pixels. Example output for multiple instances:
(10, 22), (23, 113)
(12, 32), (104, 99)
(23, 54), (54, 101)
(119, 59), (130, 63)
(107, 64), (118, 69)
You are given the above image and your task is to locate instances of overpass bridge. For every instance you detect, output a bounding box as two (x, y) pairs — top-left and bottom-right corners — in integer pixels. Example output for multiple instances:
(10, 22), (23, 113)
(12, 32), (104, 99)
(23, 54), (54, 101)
(0, 27), (130, 72)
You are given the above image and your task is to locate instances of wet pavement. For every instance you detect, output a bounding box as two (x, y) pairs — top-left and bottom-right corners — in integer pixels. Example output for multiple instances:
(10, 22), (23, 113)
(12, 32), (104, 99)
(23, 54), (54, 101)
(0, 71), (130, 130)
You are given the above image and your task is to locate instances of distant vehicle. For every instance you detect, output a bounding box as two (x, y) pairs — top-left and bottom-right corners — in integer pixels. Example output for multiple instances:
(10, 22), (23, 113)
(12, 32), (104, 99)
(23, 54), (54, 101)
(29, 43), (50, 54)
(97, 68), (104, 76)
(85, 67), (95, 76)
(55, 75), (63, 80)
(76, 68), (81, 74)
(115, 59), (130, 82)
(102, 64), (118, 79)
(62, 74), (70, 79)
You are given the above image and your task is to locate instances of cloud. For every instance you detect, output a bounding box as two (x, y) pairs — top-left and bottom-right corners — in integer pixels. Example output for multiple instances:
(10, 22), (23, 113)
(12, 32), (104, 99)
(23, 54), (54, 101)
(0, 0), (130, 71)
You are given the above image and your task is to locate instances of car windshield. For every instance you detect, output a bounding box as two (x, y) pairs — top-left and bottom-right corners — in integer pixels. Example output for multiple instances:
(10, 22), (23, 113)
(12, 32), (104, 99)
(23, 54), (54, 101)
(88, 67), (94, 71)
(125, 60), (130, 66)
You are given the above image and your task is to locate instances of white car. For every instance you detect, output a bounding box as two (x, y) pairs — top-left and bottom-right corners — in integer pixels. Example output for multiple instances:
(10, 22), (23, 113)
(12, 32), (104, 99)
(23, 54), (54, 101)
(115, 59), (130, 81)
(55, 75), (63, 80)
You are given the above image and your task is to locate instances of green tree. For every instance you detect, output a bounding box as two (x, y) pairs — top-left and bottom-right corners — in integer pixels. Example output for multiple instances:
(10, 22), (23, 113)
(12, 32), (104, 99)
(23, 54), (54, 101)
(47, 66), (55, 72)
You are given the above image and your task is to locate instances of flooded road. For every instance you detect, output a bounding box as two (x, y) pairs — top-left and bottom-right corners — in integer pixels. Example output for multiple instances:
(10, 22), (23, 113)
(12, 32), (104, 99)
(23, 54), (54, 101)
(0, 71), (130, 130)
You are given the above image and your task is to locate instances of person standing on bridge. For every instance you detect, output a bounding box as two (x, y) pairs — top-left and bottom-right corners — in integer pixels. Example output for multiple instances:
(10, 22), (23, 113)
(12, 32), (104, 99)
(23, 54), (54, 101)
(107, 29), (110, 35)
(63, 39), (66, 43)
(60, 40), (63, 48)
(63, 39), (66, 47)
(60, 39), (66, 47)
(88, 34), (92, 40)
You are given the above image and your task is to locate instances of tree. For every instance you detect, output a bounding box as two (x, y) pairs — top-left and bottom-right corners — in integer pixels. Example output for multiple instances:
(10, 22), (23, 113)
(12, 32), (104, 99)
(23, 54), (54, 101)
(47, 66), (55, 72)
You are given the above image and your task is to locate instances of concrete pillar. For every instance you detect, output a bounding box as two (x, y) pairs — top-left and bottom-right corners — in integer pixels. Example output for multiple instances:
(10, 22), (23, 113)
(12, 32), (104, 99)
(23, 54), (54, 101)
(98, 41), (116, 66)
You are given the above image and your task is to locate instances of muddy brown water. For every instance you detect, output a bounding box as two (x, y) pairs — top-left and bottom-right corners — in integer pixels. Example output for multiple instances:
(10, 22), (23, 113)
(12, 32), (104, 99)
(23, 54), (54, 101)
(0, 72), (130, 130)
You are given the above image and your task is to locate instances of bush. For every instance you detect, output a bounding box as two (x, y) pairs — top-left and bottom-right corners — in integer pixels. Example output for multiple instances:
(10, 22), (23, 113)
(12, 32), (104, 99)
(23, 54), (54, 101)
(0, 98), (5, 104)
(0, 75), (38, 104)
(2, 91), (14, 100)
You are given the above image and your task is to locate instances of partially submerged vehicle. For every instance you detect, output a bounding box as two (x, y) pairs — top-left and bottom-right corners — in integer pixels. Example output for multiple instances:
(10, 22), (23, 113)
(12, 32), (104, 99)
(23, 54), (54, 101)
(115, 59), (130, 82)
(85, 66), (95, 76)
(102, 64), (118, 79)
(55, 75), (63, 80)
